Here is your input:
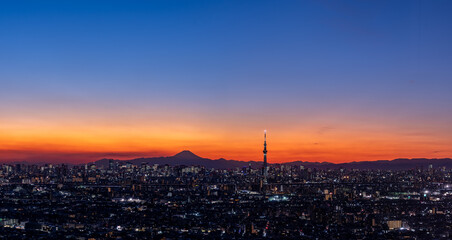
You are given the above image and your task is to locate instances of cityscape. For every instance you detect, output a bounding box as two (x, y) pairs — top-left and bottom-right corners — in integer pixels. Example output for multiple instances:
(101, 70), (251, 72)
(2, 1), (452, 239)
(0, 132), (451, 239)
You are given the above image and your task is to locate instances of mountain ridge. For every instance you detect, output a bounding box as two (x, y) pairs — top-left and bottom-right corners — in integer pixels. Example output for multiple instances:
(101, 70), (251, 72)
(92, 150), (452, 170)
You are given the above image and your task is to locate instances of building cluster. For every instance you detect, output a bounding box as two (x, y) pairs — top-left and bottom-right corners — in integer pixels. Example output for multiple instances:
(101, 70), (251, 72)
(0, 162), (451, 239)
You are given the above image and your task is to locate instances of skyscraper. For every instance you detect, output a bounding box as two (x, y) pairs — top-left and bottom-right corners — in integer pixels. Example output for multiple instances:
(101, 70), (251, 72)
(263, 130), (268, 182)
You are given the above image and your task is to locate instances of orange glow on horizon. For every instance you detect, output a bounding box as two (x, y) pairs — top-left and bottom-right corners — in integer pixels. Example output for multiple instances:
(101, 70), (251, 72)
(1, 116), (451, 164)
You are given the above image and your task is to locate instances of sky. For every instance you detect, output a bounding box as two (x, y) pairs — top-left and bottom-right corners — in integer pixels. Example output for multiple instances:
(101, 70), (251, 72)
(1, 0), (452, 164)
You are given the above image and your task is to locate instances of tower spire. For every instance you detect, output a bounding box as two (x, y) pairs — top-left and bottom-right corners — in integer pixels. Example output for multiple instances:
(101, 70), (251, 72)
(263, 130), (268, 182)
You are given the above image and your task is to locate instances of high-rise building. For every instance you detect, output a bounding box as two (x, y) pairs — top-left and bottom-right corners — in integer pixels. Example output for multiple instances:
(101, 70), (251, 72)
(109, 159), (115, 170)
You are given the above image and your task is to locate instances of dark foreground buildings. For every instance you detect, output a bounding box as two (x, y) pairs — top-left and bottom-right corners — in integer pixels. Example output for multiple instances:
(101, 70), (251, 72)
(0, 162), (451, 239)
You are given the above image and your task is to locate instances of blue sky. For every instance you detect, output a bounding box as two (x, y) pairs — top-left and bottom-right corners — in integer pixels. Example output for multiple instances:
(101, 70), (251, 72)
(1, 0), (452, 162)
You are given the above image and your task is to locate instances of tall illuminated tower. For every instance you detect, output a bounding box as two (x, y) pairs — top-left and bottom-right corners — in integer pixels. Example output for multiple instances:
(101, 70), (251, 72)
(263, 130), (268, 182)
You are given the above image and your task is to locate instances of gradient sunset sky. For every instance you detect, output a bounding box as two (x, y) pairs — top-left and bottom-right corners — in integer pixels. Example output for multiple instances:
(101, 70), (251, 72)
(1, 0), (452, 164)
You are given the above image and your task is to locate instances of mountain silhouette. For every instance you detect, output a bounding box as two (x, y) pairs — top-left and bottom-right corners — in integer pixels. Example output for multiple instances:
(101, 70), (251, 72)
(283, 158), (452, 170)
(92, 151), (452, 170)
(173, 150), (202, 159)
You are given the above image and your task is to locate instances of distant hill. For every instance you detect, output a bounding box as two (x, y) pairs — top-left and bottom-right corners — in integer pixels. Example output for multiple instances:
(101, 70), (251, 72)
(92, 150), (452, 170)
(284, 158), (452, 170)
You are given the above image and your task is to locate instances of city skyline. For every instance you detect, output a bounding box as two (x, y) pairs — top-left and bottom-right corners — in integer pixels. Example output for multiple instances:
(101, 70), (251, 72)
(1, 1), (452, 163)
